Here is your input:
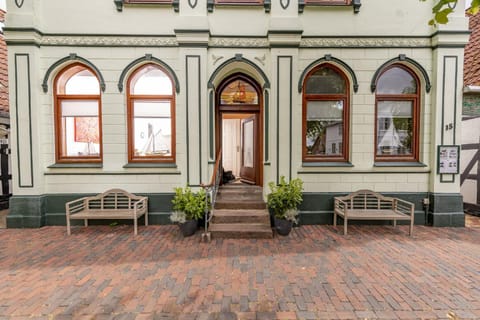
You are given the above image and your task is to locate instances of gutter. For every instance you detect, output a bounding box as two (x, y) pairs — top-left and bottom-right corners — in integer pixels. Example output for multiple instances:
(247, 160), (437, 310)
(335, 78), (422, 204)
(464, 85), (480, 93)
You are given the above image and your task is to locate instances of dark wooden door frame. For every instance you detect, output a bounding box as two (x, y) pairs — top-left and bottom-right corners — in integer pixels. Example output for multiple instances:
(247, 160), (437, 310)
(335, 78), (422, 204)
(215, 74), (263, 186)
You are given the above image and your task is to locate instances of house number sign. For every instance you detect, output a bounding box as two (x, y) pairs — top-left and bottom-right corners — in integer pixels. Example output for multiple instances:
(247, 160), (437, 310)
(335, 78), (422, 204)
(437, 145), (459, 174)
(15, 0), (25, 8)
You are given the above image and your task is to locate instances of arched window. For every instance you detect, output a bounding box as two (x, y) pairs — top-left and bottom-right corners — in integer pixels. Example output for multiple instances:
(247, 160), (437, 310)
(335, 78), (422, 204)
(54, 64), (102, 162)
(127, 63), (175, 163)
(375, 65), (420, 161)
(302, 64), (350, 162)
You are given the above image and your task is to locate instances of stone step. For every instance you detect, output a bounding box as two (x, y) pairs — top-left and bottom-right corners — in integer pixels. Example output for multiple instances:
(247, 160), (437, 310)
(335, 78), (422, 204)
(212, 209), (270, 224)
(216, 192), (263, 202)
(208, 223), (273, 239)
(219, 184), (263, 192)
(215, 199), (267, 210)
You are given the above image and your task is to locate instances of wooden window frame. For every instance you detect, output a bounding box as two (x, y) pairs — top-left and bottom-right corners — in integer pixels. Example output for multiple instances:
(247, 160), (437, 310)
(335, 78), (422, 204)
(374, 65), (420, 162)
(127, 63), (176, 164)
(124, 0), (173, 3)
(215, 0), (263, 4)
(53, 64), (103, 164)
(304, 0), (350, 4)
(302, 64), (350, 163)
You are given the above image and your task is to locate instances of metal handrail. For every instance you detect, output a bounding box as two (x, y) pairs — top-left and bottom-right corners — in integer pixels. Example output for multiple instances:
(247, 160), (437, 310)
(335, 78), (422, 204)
(201, 149), (222, 242)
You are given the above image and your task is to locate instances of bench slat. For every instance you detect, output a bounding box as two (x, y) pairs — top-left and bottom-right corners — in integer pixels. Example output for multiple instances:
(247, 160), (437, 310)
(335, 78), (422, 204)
(346, 209), (411, 220)
(69, 209), (146, 220)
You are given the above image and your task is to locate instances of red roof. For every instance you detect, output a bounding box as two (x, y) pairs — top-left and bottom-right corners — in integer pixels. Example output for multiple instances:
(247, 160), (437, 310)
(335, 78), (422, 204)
(0, 9), (8, 113)
(465, 12), (480, 86)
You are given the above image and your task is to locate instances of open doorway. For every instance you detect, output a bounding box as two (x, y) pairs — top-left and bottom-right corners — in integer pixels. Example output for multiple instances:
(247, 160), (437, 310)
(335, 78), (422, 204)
(222, 113), (257, 184)
(216, 73), (263, 186)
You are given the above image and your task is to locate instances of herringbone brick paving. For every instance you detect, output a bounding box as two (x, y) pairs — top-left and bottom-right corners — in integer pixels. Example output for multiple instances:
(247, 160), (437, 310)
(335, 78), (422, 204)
(0, 224), (479, 319)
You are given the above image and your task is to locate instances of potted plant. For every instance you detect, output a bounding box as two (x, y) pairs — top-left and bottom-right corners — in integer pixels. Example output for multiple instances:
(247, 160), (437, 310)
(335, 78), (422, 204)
(267, 176), (304, 236)
(170, 186), (207, 237)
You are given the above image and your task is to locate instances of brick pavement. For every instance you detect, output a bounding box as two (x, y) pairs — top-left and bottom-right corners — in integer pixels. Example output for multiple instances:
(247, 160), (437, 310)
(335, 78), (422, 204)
(0, 224), (479, 319)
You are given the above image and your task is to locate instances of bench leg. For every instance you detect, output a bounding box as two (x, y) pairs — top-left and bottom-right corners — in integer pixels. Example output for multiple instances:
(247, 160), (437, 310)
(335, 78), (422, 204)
(344, 218), (347, 235)
(67, 217), (71, 235)
(134, 219), (138, 236)
(333, 213), (337, 227)
(84, 219), (88, 227)
(145, 213), (148, 226)
(409, 219), (413, 236)
(393, 219), (397, 228)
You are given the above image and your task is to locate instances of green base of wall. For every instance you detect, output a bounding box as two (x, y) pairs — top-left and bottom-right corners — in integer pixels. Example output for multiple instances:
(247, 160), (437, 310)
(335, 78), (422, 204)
(7, 191), (464, 228)
(7, 193), (175, 228)
(428, 193), (465, 227)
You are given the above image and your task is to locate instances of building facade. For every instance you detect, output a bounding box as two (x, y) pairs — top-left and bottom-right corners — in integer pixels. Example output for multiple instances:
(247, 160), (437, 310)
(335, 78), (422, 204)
(5, 0), (470, 228)
(462, 10), (480, 211)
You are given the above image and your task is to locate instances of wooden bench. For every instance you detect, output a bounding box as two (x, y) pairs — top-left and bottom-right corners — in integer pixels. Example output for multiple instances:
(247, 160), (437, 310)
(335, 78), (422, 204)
(334, 189), (414, 236)
(65, 188), (148, 235)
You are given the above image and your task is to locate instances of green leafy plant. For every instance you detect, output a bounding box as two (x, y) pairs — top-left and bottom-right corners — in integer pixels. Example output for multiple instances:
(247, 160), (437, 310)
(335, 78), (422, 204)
(267, 176), (304, 222)
(171, 186), (208, 221)
(421, 0), (479, 26)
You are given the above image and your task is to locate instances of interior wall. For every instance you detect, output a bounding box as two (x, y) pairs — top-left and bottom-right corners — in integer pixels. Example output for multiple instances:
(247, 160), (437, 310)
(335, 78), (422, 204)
(222, 118), (241, 177)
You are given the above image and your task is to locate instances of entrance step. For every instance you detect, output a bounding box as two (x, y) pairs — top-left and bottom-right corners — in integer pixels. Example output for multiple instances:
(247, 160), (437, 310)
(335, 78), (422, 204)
(212, 209), (270, 224)
(208, 223), (273, 239)
(215, 199), (266, 210)
(209, 184), (272, 239)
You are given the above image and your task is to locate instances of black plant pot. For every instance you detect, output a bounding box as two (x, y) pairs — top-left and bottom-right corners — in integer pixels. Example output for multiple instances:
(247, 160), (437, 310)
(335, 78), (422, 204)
(274, 217), (293, 236)
(179, 219), (198, 237)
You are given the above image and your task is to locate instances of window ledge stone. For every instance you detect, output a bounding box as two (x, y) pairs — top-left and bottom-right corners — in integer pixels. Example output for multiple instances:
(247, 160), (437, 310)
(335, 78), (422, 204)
(302, 162), (354, 167)
(123, 163), (178, 168)
(374, 162), (427, 167)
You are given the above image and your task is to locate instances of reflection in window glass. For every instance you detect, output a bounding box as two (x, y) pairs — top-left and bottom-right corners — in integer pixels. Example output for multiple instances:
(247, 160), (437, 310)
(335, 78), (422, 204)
(305, 67), (346, 94)
(130, 65), (173, 95)
(376, 101), (413, 156)
(65, 70), (100, 95)
(60, 100), (100, 157)
(306, 100), (344, 156)
(377, 67), (417, 94)
(133, 101), (172, 157)
(220, 80), (258, 105)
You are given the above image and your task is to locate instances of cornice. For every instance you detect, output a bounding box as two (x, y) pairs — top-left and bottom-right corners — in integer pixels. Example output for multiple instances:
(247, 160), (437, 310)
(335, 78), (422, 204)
(40, 35), (178, 47)
(209, 37), (269, 47)
(5, 29), (436, 49)
(300, 37), (432, 48)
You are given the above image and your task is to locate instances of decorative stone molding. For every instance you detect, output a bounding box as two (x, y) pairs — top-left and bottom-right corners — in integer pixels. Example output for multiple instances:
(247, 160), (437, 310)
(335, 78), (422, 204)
(255, 54), (266, 66)
(212, 54), (224, 65)
(300, 37), (431, 48)
(40, 36), (178, 47)
(209, 38), (269, 47)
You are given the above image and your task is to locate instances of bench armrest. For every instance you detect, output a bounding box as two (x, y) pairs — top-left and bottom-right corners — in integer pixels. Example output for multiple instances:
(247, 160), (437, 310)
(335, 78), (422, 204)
(393, 198), (415, 216)
(65, 197), (89, 217)
(334, 197), (348, 216)
(132, 197), (148, 217)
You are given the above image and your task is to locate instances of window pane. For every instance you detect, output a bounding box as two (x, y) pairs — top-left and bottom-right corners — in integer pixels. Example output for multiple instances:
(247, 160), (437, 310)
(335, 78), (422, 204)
(306, 100), (343, 156)
(377, 67), (417, 94)
(60, 100), (100, 157)
(220, 80), (258, 105)
(130, 65), (173, 95)
(305, 67), (346, 94)
(133, 100), (172, 157)
(64, 69), (100, 95)
(377, 101), (413, 156)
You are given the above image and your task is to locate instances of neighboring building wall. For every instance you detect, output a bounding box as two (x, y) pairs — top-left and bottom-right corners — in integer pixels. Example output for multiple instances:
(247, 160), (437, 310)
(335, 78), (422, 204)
(461, 11), (480, 208)
(0, 9), (9, 132)
(4, 0), (469, 228)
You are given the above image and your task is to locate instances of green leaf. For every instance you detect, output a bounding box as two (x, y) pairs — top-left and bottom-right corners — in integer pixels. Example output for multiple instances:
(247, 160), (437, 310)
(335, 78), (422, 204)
(435, 8), (453, 24)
